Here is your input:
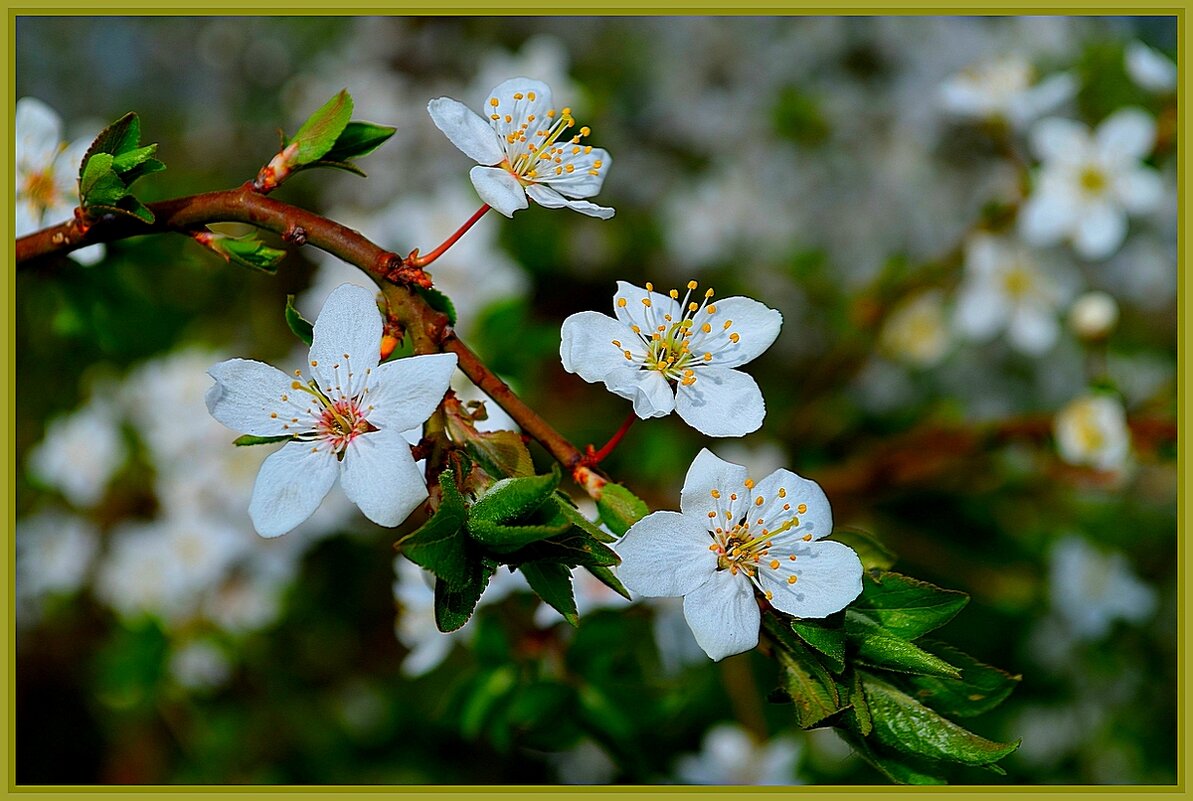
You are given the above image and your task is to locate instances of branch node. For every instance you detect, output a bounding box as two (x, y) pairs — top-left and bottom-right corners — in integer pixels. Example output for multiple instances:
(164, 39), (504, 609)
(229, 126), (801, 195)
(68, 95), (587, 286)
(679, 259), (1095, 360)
(283, 224), (308, 246)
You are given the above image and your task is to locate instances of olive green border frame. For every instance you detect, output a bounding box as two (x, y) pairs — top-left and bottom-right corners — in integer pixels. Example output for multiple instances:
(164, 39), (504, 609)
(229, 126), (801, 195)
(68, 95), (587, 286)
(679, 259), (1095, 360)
(3, 6), (1187, 798)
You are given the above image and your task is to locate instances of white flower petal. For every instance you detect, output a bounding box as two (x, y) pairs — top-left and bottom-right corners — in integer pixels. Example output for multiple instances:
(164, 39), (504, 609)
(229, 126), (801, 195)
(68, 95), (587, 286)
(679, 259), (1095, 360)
(70, 244), (106, 266)
(752, 468), (832, 543)
(675, 367), (765, 437)
(340, 426), (428, 528)
(525, 183), (615, 219)
(1115, 167), (1164, 214)
(16, 97), (62, 169)
(682, 568), (760, 661)
(615, 511), (718, 597)
(57, 138), (92, 196)
(1029, 117), (1090, 163)
(1096, 108), (1156, 161)
(537, 147), (611, 199)
(679, 448), (749, 520)
(688, 296), (782, 368)
(953, 282), (1008, 341)
(309, 283), (383, 396)
(1007, 305), (1059, 355)
(1073, 202), (1127, 261)
(1018, 189), (1077, 247)
(611, 280), (683, 334)
(560, 311), (644, 383)
(364, 352), (457, 432)
(1017, 72), (1077, 124)
(427, 97), (505, 166)
(15, 201), (40, 237)
(469, 165), (529, 217)
(248, 440), (339, 537)
(604, 367), (675, 418)
(1125, 41), (1177, 93)
(758, 540), (862, 619)
(206, 358), (311, 436)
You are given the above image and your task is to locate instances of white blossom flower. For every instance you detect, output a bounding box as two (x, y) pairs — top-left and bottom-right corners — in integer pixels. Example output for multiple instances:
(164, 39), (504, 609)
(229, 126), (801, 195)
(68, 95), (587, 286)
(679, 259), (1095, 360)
(1124, 41), (1176, 94)
(1019, 109), (1164, 260)
(674, 723), (803, 785)
(1049, 535), (1156, 640)
(1054, 393), (1131, 471)
(206, 283), (457, 537)
(168, 639), (233, 692)
(938, 56), (1075, 128)
(879, 289), (952, 367)
(15, 97), (104, 265)
(953, 233), (1072, 355)
(614, 449), (862, 661)
(28, 397), (127, 508)
(1067, 290), (1119, 341)
(428, 77), (614, 219)
(15, 512), (99, 623)
(560, 281), (782, 437)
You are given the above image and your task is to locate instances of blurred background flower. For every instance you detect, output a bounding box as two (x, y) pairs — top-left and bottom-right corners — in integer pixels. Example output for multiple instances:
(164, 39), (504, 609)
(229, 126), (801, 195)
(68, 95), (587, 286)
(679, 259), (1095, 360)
(15, 15), (1176, 785)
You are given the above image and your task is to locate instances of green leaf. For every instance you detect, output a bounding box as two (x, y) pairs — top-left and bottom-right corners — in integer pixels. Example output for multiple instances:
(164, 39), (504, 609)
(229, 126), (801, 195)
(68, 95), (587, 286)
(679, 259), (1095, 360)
(284, 295), (314, 346)
(836, 729), (947, 785)
(555, 497), (616, 543)
(469, 517), (573, 552)
(116, 195), (155, 225)
(791, 614), (846, 674)
(846, 610), (962, 679)
(764, 614), (842, 727)
(111, 143), (157, 173)
(504, 530), (620, 568)
(80, 153), (115, 196)
(398, 471), (469, 586)
(853, 571), (969, 640)
(415, 286), (458, 327)
(434, 556), (497, 633)
(120, 157), (166, 186)
(469, 467), (561, 525)
(460, 665), (517, 739)
(80, 112), (140, 181)
(520, 561), (578, 627)
(846, 667), (873, 736)
(582, 564), (632, 601)
(595, 482), (649, 537)
(291, 89), (354, 165)
(233, 434), (293, 447)
(900, 641), (1021, 719)
(861, 673), (1020, 767)
(216, 234), (286, 274)
(322, 120), (396, 162)
(830, 527), (896, 571)
(462, 429), (534, 480)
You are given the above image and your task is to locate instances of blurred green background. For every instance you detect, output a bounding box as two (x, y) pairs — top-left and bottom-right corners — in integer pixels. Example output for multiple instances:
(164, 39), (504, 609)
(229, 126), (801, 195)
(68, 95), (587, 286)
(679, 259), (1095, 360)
(14, 16), (1178, 784)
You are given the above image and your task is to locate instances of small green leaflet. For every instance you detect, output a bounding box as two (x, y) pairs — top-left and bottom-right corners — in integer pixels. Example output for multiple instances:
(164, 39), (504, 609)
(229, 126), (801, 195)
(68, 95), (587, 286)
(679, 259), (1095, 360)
(284, 295), (314, 346)
(78, 111), (164, 225)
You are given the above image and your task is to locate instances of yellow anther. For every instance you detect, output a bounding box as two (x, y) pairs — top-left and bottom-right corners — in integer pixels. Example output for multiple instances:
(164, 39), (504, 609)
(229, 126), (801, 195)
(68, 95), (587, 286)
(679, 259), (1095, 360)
(706, 304), (717, 314)
(705, 288), (715, 298)
(778, 488), (787, 498)
(491, 114), (500, 120)
(310, 360), (318, 367)
(730, 333), (741, 343)
(291, 381), (303, 390)
(555, 166), (563, 175)
(547, 109), (556, 118)
(765, 591), (774, 601)
(617, 298), (628, 308)
(270, 412), (278, 419)
(504, 114), (512, 123)
(788, 575), (799, 585)
(687, 280), (698, 290)
(755, 496), (764, 507)
(593, 159), (603, 168)
(664, 314), (673, 322)
(744, 478), (755, 489)
(623, 350), (633, 360)
(489, 97), (499, 107)
(580, 126), (591, 137)
(688, 302), (699, 312)
(669, 289), (679, 299)
(280, 394), (288, 402)
(611, 339), (622, 347)
(630, 325), (641, 333)
(770, 559), (780, 570)
(642, 298), (652, 307)
(584, 145), (592, 154)
(561, 106), (571, 116)
(711, 489), (721, 498)
(783, 503), (791, 511)
(703, 352), (712, 362)
(708, 511), (717, 518)
(729, 493), (738, 501)
(528, 91), (536, 100)
(645, 282), (654, 291)
(565, 164), (575, 173)
(789, 554), (797, 561)
(589, 169), (600, 176)
(527, 114), (536, 122)
(702, 323), (712, 334)
(797, 503), (808, 514)
(513, 92), (524, 100)
(803, 534), (813, 542)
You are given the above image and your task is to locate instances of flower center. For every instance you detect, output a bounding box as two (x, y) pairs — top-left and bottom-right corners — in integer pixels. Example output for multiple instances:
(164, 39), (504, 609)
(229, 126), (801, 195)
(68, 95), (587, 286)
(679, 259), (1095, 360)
(316, 397), (372, 454)
(487, 89), (599, 184)
(703, 480), (812, 599)
(22, 167), (59, 210)
(1079, 165), (1108, 197)
(1001, 264), (1036, 300)
(612, 280), (742, 387)
(1073, 405), (1106, 453)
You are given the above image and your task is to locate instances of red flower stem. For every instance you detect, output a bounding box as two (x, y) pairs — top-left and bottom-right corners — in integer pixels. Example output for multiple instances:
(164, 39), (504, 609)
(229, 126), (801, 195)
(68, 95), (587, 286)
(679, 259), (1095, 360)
(585, 410), (637, 466)
(407, 204), (491, 268)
